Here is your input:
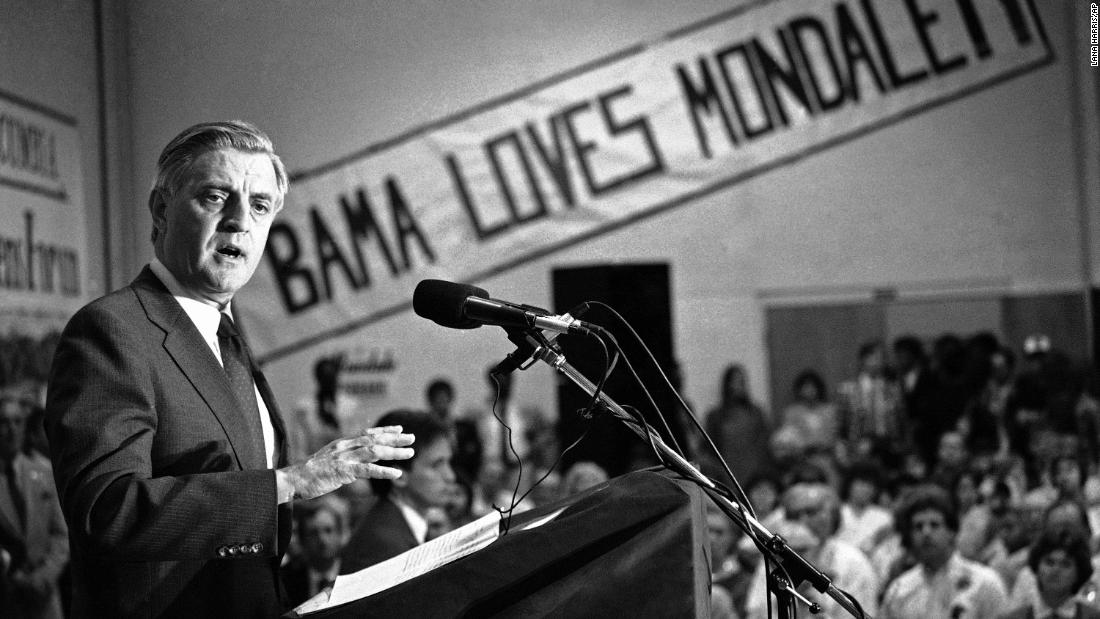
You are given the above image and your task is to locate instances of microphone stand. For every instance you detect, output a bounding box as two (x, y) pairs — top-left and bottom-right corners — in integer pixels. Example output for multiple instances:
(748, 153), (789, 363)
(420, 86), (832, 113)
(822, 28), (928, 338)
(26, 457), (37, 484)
(507, 328), (865, 619)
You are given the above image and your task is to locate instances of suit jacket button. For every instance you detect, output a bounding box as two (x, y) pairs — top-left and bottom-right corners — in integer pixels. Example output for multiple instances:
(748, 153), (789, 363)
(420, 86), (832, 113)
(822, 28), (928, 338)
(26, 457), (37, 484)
(217, 546), (229, 558)
(251, 542), (263, 554)
(227, 545), (239, 556)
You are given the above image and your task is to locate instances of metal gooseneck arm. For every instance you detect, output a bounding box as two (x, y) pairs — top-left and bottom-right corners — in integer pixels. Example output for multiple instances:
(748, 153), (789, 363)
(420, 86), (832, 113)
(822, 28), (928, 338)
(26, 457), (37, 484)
(524, 331), (867, 619)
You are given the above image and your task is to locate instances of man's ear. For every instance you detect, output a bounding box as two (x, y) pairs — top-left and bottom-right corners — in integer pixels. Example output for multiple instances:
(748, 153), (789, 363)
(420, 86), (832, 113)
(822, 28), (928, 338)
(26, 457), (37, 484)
(149, 189), (168, 236)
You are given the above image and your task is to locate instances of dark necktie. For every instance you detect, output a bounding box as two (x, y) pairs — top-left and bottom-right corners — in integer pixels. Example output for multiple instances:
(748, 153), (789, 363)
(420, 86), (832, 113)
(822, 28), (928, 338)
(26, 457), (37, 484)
(4, 461), (25, 529)
(218, 313), (267, 466)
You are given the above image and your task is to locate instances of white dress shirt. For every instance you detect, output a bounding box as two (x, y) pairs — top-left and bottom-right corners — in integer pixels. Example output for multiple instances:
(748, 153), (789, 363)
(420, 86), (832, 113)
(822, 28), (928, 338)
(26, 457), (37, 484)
(149, 259), (277, 468)
(392, 496), (429, 544)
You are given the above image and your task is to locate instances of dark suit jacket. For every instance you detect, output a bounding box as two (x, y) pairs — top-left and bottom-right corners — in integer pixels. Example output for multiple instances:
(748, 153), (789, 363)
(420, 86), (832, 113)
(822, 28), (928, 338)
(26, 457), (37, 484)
(0, 452), (68, 619)
(44, 267), (291, 618)
(338, 497), (418, 575)
(280, 558), (312, 610)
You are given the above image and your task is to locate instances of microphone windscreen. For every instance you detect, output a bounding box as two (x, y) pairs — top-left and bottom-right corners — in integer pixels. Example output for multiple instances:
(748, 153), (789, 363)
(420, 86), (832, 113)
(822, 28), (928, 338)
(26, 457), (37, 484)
(412, 279), (489, 329)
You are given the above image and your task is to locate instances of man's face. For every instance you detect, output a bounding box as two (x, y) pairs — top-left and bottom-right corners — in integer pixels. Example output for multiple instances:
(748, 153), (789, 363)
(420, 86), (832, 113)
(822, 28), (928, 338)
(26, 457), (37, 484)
(0, 400), (26, 462)
(428, 391), (453, 418)
(784, 484), (834, 544)
(301, 509), (344, 567)
(398, 437), (455, 513)
(908, 508), (955, 568)
(152, 148), (281, 306)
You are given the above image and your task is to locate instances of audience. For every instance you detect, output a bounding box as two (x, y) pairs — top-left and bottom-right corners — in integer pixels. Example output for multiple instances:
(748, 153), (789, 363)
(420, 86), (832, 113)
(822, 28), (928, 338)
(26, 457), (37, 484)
(281, 496), (350, 607)
(560, 461), (610, 497)
(263, 329), (1100, 615)
(235, 322), (1093, 615)
(836, 462), (894, 556)
(880, 484), (1009, 618)
(0, 393), (68, 619)
(706, 500), (744, 618)
(744, 477), (880, 618)
(1001, 526), (1100, 618)
(837, 340), (904, 464)
(703, 364), (773, 487)
(339, 409), (456, 574)
(778, 369), (839, 455)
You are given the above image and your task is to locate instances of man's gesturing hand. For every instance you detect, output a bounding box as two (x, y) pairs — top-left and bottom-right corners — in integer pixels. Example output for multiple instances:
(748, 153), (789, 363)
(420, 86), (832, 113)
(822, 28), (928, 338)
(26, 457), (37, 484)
(275, 425), (415, 503)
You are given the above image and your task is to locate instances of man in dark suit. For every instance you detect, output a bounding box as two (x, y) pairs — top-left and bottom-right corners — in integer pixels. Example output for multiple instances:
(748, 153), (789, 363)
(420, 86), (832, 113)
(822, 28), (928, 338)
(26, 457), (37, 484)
(44, 121), (414, 618)
(0, 394), (68, 619)
(340, 409), (455, 574)
(281, 496), (349, 608)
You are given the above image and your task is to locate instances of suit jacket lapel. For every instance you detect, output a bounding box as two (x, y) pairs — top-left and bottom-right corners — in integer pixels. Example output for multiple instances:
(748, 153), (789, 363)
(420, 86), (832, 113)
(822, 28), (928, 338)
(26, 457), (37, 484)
(131, 267), (264, 470)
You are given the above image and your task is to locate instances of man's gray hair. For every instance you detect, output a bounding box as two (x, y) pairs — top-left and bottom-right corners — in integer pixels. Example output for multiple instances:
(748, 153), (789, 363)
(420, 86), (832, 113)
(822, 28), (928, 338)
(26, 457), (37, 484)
(149, 120), (289, 242)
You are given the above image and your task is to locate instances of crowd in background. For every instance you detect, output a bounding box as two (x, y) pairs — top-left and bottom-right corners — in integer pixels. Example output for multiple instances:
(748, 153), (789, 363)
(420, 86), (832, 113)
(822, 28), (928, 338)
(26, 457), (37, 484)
(278, 327), (1100, 618)
(700, 331), (1100, 618)
(238, 327), (1100, 617)
(7, 325), (1100, 617)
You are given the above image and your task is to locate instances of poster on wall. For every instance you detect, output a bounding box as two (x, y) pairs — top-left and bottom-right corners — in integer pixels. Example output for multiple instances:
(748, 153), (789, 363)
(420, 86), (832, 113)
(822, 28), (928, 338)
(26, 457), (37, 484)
(0, 90), (85, 401)
(236, 0), (1052, 364)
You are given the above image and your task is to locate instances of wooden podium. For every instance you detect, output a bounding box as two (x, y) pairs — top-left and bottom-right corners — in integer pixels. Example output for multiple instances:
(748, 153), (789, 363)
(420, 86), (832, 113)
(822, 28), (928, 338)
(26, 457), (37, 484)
(290, 469), (711, 618)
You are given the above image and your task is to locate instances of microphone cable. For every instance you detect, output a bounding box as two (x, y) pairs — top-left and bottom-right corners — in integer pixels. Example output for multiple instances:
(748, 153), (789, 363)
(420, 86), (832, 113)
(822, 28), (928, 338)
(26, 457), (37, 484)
(492, 324), (615, 535)
(577, 301), (755, 519)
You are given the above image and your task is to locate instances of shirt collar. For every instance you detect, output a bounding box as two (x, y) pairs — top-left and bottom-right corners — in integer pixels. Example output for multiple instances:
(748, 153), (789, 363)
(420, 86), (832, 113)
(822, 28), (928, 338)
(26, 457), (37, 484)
(149, 259), (230, 346)
(1035, 597), (1079, 619)
(391, 496), (429, 544)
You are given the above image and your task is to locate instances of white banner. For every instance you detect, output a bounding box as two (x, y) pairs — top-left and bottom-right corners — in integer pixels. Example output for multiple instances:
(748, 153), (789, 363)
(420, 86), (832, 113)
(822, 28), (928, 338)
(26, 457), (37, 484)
(238, 0), (1052, 362)
(0, 91), (85, 335)
(0, 89), (85, 394)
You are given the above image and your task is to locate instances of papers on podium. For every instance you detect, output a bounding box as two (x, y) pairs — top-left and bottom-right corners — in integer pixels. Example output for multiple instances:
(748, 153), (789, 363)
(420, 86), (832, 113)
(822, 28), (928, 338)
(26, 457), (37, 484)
(292, 507), (564, 615)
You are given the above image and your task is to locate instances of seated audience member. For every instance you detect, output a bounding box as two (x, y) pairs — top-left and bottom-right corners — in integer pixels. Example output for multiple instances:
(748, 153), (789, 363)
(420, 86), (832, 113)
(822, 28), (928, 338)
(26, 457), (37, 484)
(744, 480), (879, 618)
(707, 500), (747, 618)
(1021, 455), (1080, 513)
(778, 369), (840, 454)
(1000, 526), (1100, 619)
(836, 462), (894, 556)
(423, 506), (452, 540)
(957, 476), (1013, 563)
(1052, 454), (1088, 503)
(929, 430), (971, 490)
(444, 475), (477, 528)
(561, 461), (609, 497)
(0, 394), (69, 619)
(744, 471), (784, 524)
(880, 484), (1009, 619)
(769, 424), (808, 473)
(874, 471), (938, 588)
(1007, 499), (1100, 608)
(340, 409), (456, 574)
(282, 496), (350, 607)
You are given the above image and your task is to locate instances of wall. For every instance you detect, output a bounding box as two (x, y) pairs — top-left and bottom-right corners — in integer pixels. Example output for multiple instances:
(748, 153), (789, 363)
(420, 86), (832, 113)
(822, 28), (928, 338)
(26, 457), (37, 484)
(112, 1), (1098, 434)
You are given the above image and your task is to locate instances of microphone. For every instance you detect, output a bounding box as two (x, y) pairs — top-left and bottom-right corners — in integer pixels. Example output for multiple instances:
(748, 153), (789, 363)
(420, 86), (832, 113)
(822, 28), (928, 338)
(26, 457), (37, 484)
(412, 279), (592, 334)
